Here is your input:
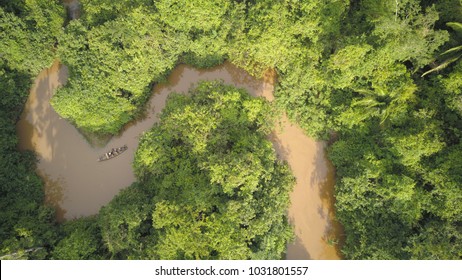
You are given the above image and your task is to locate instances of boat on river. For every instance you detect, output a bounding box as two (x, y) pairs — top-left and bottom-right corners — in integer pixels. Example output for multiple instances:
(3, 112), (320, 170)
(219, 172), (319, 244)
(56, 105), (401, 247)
(98, 145), (128, 162)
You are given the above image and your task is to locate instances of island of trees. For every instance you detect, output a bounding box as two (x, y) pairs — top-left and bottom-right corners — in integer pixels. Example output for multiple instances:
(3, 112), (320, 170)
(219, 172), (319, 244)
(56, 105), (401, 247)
(1, 0), (461, 259)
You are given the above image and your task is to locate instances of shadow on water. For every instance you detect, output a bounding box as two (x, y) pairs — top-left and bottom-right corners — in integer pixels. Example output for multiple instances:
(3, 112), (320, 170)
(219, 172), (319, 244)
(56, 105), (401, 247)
(286, 236), (312, 260)
(75, 128), (113, 148)
(41, 172), (67, 222)
(268, 131), (291, 161)
(311, 143), (345, 258)
(16, 117), (35, 151)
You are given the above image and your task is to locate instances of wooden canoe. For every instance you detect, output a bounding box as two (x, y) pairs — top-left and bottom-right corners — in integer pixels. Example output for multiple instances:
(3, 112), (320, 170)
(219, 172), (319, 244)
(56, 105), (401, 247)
(97, 145), (128, 162)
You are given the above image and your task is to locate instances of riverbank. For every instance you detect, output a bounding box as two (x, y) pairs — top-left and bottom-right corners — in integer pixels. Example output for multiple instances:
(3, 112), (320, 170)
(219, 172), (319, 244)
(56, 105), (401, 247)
(16, 60), (343, 259)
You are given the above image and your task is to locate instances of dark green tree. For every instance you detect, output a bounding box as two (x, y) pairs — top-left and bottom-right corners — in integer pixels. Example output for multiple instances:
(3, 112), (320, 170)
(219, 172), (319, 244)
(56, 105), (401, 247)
(98, 184), (154, 259)
(0, 1), (64, 259)
(52, 217), (107, 260)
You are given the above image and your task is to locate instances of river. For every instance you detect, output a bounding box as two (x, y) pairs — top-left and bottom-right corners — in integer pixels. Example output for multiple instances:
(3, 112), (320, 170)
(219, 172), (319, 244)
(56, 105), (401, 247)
(16, 61), (343, 259)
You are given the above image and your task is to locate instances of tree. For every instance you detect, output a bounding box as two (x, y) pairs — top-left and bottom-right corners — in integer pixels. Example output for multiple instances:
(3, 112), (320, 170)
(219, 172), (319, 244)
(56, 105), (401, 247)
(422, 22), (462, 77)
(79, 0), (153, 26)
(0, 1), (64, 76)
(98, 184), (153, 259)
(54, 9), (184, 135)
(132, 81), (294, 259)
(406, 219), (462, 260)
(0, 1), (64, 259)
(52, 217), (107, 260)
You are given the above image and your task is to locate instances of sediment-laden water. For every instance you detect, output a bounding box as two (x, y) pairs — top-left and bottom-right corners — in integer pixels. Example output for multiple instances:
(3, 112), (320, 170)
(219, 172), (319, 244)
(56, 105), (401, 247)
(16, 61), (343, 259)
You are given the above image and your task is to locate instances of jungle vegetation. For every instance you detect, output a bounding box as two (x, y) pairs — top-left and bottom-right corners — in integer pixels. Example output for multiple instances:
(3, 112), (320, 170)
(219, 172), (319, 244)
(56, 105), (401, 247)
(98, 81), (294, 259)
(1, 0), (462, 259)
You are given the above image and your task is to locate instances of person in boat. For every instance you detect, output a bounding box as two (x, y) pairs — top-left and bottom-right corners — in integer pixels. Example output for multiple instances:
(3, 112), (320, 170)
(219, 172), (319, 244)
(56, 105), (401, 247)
(98, 145), (128, 161)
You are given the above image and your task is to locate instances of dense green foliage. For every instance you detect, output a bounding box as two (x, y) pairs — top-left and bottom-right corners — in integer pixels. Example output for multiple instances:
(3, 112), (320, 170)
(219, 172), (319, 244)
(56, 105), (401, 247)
(325, 1), (462, 259)
(52, 216), (107, 259)
(0, 0), (64, 259)
(53, 8), (182, 134)
(98, 183), (154, 259)
(2, 0), (462, 260)
(98, 81), (294, 259)
(0, 0), (64, 75)
(52, 0), (239, 134)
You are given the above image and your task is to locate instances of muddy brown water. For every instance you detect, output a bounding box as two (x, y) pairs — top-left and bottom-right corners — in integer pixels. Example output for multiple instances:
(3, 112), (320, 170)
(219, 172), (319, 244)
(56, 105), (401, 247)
(16, 61), (343, 259)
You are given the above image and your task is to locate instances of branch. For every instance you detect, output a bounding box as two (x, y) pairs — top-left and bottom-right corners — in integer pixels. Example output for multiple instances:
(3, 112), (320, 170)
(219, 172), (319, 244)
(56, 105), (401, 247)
(0, 247), (44, 260)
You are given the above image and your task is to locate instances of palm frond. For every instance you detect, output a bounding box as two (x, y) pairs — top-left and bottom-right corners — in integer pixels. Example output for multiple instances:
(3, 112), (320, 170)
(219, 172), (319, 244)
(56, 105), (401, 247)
(352, 97), (383, 108)
(447, 22), (462, 35)
(440, 45), (462, 56)
(421, 55), (462, 77)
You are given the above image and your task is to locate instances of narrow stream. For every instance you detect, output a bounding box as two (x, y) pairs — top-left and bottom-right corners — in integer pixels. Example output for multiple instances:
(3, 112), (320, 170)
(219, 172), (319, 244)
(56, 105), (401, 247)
(16, 61), (343, 259)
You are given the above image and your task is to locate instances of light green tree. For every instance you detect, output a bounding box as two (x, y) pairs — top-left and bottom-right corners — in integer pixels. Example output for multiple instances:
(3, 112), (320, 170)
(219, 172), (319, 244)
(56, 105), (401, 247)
(132, 81), (294, 259)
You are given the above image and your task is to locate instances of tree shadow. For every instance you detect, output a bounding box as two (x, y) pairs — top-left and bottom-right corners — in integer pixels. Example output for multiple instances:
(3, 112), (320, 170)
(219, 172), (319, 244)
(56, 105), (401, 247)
(268, 130), (291, 161)
(223, 61), (263, 90)
(286, 236), (312, 260)
(41, 172), (67, 223)
(311, 143), (345, 258)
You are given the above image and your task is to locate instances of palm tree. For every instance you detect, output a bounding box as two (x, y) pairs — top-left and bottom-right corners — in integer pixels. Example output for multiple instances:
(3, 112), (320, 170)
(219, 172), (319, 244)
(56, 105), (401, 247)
(422, 22), (462, 77)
